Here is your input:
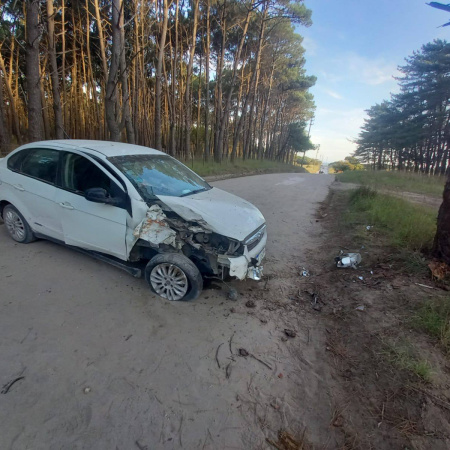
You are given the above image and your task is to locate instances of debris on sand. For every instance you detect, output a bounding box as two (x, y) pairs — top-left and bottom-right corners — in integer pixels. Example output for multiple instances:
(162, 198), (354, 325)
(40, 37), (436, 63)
(301, 268), (310, 277)
(355, 305), (365, 311)
(266, 430), (311, 450)
(284, 329), (297, 338)
(1, 376), (25, 394)
(228, 288), (238, 301)
(245, 300), (256, 308)
(83, 387), (91, 394)
(335, 252), (361, 269)
(239, 348), (249, 357)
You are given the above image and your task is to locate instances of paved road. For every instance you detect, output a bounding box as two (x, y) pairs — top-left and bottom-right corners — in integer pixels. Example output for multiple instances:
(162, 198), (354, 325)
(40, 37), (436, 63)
(0, 173), (333, 450)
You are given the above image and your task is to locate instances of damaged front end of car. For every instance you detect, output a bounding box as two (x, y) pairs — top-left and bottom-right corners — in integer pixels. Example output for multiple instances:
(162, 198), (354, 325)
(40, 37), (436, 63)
(130, 203), (266, 282)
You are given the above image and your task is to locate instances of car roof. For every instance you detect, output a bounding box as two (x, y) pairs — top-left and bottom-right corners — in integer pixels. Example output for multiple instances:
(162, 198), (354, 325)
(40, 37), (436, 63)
(16, 140), (165, 158)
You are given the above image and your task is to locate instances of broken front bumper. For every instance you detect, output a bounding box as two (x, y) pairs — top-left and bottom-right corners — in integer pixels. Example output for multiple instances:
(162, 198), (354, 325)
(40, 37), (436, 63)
(217, 231), (267, 281)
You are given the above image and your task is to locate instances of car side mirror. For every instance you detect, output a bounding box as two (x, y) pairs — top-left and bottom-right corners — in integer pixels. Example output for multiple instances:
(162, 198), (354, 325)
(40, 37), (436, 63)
(85, 187), (121, 206)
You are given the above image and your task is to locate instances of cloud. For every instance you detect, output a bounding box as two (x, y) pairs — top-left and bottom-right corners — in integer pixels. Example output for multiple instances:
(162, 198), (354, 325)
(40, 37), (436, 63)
(302, 36), (319, 56)
(323, 89), (343, 99)
(320, 52), (400, 87)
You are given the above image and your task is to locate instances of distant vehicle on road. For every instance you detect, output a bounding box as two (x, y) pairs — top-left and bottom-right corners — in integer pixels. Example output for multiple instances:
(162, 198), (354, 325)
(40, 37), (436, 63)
(0, 140), (266, 301)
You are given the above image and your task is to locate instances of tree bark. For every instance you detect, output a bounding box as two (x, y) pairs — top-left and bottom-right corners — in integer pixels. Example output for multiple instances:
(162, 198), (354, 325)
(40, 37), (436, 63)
(0, 70), (10, 152)
(433, 173), (450, 265)
(47, 0), (64, 139)
(105, 0), (121, 141)
(184, 0), (199, 157)
(155, 0), (169, 150)
(25, 0), (44, 142)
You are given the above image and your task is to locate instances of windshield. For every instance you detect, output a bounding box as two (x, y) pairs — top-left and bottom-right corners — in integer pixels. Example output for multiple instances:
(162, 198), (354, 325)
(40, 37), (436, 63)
(109, 154), (211, 199)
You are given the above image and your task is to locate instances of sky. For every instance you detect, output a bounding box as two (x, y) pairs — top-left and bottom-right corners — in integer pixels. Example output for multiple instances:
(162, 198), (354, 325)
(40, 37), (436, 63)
(298, 0), (450, 163)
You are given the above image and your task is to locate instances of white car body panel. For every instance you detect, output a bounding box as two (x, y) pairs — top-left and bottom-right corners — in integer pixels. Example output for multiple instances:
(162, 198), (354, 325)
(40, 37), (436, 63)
(0, 160), (63, 240)
(157, 187), (265, 241)
(0, 140), (267, 282)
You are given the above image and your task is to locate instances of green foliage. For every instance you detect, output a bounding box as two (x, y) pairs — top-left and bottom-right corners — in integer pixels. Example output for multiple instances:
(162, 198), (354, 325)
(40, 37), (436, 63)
(347, 187), (436, 252)
(382, 340), (432, 382)
(182, 157), (307, 177)
(413, 296), (450, 352)
(331, 158), (364, 172)
(295, 155), (321, 166)
(337, 170), (446, 198)
(355, 40), (450, 176)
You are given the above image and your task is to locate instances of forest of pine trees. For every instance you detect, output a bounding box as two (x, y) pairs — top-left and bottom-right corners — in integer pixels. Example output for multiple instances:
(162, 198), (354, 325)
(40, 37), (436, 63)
(0, 0), (316, 164)
(355, 40), (450, 176)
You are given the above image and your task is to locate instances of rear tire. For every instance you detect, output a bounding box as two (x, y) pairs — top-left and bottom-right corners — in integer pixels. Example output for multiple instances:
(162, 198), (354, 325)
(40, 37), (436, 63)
(145, 253), (203, 301)
(3, 205), (36, 244)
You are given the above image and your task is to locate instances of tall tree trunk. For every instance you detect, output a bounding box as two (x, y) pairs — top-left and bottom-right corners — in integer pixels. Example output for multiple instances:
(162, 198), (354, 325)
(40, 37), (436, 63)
(47, 0), (64, 139)
(204, 0), (211, 161)
(25, 0), (44, 142)
(433, 173), (450, 264)
(0, 53), (21, 144)
(216, 7), (252, 160)
(105, 0), (121, 141)
(0, 71), (10, 152)
(119, 2), (135, 143)
(184, 0), (199, 157)
(155, 0), (169, 150)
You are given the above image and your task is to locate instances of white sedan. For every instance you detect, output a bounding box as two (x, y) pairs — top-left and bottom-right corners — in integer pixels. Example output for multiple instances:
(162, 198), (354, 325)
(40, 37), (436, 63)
(0, 140), (267, 301)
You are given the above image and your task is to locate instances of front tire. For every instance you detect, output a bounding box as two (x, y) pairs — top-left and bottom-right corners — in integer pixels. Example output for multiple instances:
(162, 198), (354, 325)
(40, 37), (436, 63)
(3, 205), (36, 244)
(145, 253), (203, 301)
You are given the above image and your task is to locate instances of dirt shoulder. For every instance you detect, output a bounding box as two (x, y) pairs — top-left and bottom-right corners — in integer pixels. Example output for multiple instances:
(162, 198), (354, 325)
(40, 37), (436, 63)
(303, 184), (450, 449)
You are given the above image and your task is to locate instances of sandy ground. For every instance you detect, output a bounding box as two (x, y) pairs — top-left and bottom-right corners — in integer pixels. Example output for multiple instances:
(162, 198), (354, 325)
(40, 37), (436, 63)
(0, 173), (334, 450)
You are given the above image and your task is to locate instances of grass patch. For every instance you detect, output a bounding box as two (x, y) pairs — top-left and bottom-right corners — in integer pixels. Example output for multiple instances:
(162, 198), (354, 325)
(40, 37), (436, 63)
(180, 158), (307, 177)
(337, 170), (445, 198)
(413, 296), (450, 352)
(382, 340), (432, 382)
(347, 187), (436, 252)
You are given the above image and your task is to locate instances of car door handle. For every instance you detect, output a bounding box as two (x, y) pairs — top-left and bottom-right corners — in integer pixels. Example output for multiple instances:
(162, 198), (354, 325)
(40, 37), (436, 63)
(13, 184), (25, 191)
(58, 202), (74, 210)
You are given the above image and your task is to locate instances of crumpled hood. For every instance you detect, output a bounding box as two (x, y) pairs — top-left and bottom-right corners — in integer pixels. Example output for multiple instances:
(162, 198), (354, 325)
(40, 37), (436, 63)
(157, 187), (265, 241)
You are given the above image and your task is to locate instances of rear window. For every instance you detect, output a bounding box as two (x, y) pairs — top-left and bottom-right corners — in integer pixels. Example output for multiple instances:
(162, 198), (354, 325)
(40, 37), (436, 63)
(7, 150), (28, 171)
(20, 149), (59, 184)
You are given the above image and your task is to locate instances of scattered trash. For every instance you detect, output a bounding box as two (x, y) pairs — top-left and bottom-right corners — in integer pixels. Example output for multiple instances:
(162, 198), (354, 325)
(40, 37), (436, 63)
(239, 348), (249, 357)
(270, 402), (280, 410)
(370, 270), (374, 275)
(358, 276), (364, 281)
(284, 329), (297, 338)
(266, 430), (305, 450)
(83, 387), (91, 394)
(309, 292), (321, 311)
(366, 225), (373, 231)
(335, 252), (361, 269)
(227, 288), (238, 301)
(355, 305), (365, 311)
(301, 268), (310, 277)
(1, 376), (25, 394)
(278, 373), (284, 379)
(245, 300), (256, 308)
(415, 283), (434, 290)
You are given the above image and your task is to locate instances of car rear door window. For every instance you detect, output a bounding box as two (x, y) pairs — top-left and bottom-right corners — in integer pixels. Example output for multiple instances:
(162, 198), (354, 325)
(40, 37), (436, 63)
(20, 149), (59, 184)
(60, 152), (115, 195)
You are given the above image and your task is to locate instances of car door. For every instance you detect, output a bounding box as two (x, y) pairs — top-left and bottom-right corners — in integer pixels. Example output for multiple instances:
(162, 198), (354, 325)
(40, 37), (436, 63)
(54, 151), (128, 260)
(2, 148), (63, 241)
